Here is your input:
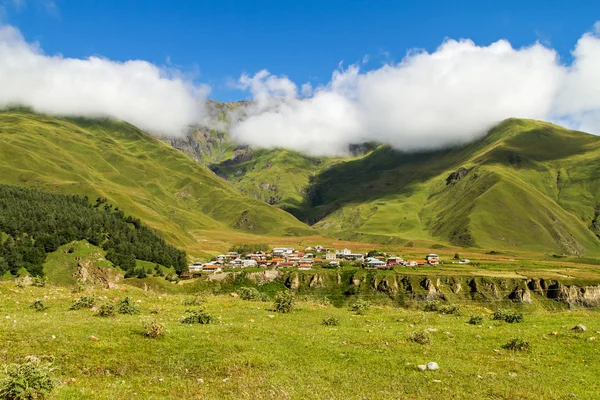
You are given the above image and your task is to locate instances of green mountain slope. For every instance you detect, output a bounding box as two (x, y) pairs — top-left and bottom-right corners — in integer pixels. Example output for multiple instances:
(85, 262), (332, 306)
(0, 110), (314, 256)
(302, 119), (600, 255)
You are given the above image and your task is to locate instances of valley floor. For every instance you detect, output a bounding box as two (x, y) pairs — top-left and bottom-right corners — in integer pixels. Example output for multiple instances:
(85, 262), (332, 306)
(1, 282), (599, 399)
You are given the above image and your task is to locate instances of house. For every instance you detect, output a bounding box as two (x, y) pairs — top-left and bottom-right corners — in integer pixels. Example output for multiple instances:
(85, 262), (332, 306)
(298, 261), (313, 270)
(272, 247), (294, 257)
(425, 254), (440, 262)
(325, 252), (337, 260)
(242, 259), (258, 267)
(428, 259), (440, 266)
(315, 245), (325, 252)
(386, 257), (403, 266)
(276, 261), (295, 268)
(405, 260), (419, 267)
(202, 264), (222, 273)
(364, 257), (386, 269)
(216, 255), (227, 262)
(459, 259), (471, 264)
(328, 260), (340, 267)
(345, 253), (364, 261)
(303, 253), (314, 259)
(188, 262), (203, 273)
(226, 252), (240, 259)
(304, 246), (314, 251)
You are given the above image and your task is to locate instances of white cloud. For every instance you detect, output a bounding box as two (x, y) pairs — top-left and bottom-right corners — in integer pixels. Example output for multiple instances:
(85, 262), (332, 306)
(0, 24), (207, 136)
(231, 24), (600, 156)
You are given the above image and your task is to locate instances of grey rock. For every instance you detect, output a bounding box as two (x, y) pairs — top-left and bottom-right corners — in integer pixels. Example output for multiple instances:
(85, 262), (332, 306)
(417, 365), (427, 371)
(427, 362), (439, 370)
(572, 324), (587, 332)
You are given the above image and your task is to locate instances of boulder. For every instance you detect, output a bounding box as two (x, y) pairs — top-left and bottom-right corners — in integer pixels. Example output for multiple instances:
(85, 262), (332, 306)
(572, 324), (587, 332)
(427, 362), (439, 371)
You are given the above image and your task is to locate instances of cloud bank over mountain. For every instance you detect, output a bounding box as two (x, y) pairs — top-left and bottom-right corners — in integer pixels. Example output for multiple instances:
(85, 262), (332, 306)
(1, 22), (600, 153)
(231, 23), (600, 156)
(0, 24), (208, 136)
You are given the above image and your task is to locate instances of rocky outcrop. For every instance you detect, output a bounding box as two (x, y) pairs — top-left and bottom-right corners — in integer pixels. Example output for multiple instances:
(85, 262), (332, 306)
(446, 167), (469, 185)
(285, 273), (300, 290)
(309, 274), (324, 288)
(508, 285), (532, 303)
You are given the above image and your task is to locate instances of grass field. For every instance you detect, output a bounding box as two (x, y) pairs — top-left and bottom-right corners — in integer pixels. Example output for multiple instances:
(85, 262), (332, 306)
(1, 281), (599, 399)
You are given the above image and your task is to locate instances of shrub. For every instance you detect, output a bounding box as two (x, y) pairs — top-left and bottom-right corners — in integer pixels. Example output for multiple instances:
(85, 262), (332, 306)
(468, 315), (484, 325)
(493, 310), (523, 323)
(321, 317), (339, 326)
(502, 338), (531, 352)
(260, 293), (270, 302)
(181, 309), (213, 324)
(96, 303), (116, 317)
(31, 276), (46, 288)
(142, 320), (166, 339)
(423, 301), (441, 312)
(408, 331), (431, 345)
(117, 297), (140, 315)
(438, 304), (461, 315)
(30, 299), (47, 312)
(182, 296), (203, 306)
(238, 287), (262, 301)
(349, 299), (371, 315)
(0, 356), (57, 400)
(69, 296), (96, 310)
(70, 282), (87, 294)
(273, 291), (295, 313)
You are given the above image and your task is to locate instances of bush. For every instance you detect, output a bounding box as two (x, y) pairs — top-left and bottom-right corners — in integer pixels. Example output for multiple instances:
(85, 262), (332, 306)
(182, 296), (203, 306)
(408, 331), (431, 345)
(31, 276), (46, 288)
(181, 309), (213, 324)
(493, 310), (523, 323)
(349, 299), (371, 315)
(0, 356), (57, 400)
(142, 320), (165, 339)
(238, 287), (262, 301)
(96, 303), (116, 317)
(423, 301), (441, 312)
(468, 315), (484, 325)
(273, 291), (295, 313)
(117, 297), (140, 315)
(439, 304), (461, 315)
(423, 301), (460, 315)
(502, 338), (531, 352)
(69, 296), (96, 310)
(30, 299), (47, 312)
(321, 317), (339, 326)
(260, 293), (270, 302)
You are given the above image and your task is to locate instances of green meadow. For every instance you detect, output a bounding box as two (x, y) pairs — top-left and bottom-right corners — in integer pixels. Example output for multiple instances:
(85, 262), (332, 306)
(1, 282), (599, 399)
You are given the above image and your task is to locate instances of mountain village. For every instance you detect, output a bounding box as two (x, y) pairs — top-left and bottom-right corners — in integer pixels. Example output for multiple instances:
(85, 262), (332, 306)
(187, 246), (472, 275)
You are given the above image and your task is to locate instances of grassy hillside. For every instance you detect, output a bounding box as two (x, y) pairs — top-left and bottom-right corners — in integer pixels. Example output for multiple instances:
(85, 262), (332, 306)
(1, 282), (599, 399)
(301, 119), (600, 255)
(0, 110), (313, 257)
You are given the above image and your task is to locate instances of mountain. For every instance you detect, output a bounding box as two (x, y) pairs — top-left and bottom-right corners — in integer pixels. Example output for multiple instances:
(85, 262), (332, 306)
(0, 109), (314, 257)
(305, 119), (600, 255)
(168, 113), (600, 256)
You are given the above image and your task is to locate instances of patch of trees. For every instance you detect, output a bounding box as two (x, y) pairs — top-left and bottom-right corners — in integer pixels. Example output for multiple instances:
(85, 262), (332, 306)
(229, 243), (269, 255)
(0, 184), (187, 276)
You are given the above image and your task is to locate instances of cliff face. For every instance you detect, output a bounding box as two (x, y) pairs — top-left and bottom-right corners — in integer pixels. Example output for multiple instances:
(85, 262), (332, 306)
(237, 270), (600, 307)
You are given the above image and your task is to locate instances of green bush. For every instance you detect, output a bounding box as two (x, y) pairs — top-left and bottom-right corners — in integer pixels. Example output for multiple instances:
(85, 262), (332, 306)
(468, 315), (484, 325)
(349, 299), (371, 315)
(117, 297), (140, 315)
(423, 301), (460, 315)
(493, 310), (523, 323)
(502, 338), (531, 352)
(96, 303), (116, 317)
(181, 309), (213, 324)
(30, 299), (47, 312)
(321, 317), (339, 326)
(142, 320), (166, 339)
(238, 287), (262, 301)
(0, 356), (57, 400)
(408, 331), (431, 345)
(31, 276), (46, 288)
(69, 295), (96, 310)
(273, 291), (295, 313)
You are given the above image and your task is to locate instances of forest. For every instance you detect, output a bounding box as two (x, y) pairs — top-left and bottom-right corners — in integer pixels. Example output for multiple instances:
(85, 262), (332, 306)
(0, 184), (187, 276)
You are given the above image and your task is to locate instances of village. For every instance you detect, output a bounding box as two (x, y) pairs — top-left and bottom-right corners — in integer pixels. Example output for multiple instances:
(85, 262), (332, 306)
(186, 246), (471, 275)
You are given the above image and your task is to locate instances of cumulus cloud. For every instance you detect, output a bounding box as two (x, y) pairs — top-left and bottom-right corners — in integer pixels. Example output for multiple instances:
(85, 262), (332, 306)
(231, 24), (600, 156)
(0, 24), (207, 136)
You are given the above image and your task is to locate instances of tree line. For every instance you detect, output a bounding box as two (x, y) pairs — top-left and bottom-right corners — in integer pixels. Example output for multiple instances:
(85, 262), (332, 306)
(0, 184), (187, 276)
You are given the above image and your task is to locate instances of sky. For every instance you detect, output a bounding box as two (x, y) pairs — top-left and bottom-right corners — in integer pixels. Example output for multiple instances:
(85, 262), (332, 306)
(1, 0), (600, 154)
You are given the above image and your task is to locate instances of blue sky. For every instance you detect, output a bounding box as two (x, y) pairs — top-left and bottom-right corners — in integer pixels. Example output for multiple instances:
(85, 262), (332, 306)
(3, 0), (599, 101)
